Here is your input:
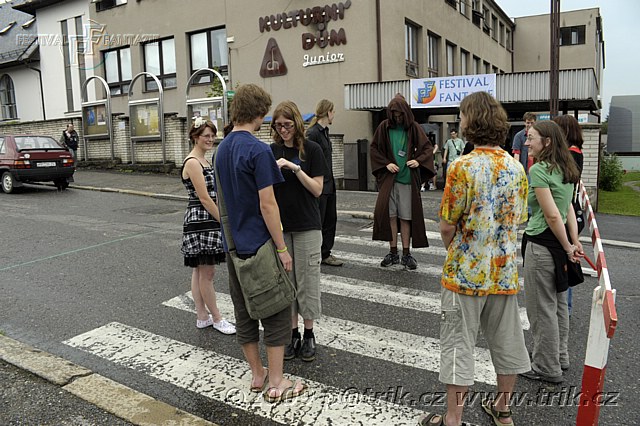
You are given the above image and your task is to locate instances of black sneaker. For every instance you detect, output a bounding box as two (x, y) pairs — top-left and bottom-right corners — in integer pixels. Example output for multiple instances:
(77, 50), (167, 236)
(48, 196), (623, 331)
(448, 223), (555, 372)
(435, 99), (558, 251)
(401, 253), (418, 270)
(519, 369), (563, 383)
(300, 336), (316, 362)
(380, 252), (399, 267)
(284, 335), (301, 360)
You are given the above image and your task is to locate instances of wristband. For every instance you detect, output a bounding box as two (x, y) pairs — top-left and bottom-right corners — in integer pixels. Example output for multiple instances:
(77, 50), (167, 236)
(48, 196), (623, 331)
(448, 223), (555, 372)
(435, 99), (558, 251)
(276, 246), (288, 253)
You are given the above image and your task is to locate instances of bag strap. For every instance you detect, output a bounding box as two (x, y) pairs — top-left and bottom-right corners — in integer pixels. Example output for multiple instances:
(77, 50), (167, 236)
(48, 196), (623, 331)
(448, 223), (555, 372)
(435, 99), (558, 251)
(213, 155), (236, 252)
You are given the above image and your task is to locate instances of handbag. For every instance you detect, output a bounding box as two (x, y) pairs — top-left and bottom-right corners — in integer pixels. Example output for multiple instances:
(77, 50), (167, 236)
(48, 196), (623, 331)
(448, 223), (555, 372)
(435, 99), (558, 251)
(214, 158), (296, 320)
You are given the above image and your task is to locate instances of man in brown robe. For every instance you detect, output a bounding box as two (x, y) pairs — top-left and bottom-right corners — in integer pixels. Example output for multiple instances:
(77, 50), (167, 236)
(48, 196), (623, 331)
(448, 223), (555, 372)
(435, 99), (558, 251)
(370, 94), (434, 269)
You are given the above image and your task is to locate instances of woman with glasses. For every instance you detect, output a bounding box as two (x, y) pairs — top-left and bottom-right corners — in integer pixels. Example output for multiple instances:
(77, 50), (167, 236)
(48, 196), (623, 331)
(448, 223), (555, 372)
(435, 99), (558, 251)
(519, 120), (583, 384)
(270, 101), (325, 363)
(180, 118), (236, 335)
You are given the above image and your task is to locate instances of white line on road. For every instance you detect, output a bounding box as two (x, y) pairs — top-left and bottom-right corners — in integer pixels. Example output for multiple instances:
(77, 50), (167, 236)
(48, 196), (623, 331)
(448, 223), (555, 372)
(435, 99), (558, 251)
(163, 293), (499, 385)
(63, 322), (433, 425)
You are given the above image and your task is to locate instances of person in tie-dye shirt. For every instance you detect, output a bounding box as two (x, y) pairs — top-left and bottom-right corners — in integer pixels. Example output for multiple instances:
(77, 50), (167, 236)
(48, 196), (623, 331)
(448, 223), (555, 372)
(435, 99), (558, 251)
(418, 92), (530, 426)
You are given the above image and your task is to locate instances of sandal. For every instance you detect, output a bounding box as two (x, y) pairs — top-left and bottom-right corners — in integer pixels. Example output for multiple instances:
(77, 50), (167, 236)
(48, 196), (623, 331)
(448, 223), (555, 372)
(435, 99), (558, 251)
(263, 380), (307, 403)
(417, 413), (446, 425)
(482, 399), (514, 426)
(250, 368), (268, 393)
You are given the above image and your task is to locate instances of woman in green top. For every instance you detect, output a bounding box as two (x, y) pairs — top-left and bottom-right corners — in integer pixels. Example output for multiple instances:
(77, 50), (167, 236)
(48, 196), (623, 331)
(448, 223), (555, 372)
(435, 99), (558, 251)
(519, 120), (584, 383)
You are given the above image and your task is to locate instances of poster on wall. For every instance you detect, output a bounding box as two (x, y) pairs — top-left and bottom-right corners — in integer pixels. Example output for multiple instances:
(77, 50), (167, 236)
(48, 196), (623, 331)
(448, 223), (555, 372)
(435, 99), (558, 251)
(130, 102), (161, 139)
(188, 100), (224, 138)
(410, 74), (496, 108)
(83, 103), (109, 137)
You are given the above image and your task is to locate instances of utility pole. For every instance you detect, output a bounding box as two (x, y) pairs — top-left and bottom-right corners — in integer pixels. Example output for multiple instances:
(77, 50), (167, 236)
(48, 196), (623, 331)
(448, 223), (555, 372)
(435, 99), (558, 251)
(549, 0), (560, 118)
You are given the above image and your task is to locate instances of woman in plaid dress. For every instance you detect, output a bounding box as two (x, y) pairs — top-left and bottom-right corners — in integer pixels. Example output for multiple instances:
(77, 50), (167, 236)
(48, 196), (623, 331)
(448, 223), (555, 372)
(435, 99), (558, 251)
(181, 117), (235, 335)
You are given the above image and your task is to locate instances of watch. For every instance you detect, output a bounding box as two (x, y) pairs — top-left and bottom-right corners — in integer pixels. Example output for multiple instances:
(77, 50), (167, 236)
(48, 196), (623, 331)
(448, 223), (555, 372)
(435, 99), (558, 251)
(293, 165), (301, 174)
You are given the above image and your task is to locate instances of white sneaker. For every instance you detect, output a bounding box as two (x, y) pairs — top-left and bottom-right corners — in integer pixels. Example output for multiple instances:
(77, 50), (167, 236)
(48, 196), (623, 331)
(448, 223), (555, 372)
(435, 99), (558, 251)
(196, 315), (213, 329)
(213, 318), (236, 335)
(429, 183), (436, 191)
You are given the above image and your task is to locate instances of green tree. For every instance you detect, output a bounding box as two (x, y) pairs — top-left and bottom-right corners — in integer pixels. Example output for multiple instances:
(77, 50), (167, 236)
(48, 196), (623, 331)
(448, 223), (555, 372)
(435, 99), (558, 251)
(599, 153), (624, 191)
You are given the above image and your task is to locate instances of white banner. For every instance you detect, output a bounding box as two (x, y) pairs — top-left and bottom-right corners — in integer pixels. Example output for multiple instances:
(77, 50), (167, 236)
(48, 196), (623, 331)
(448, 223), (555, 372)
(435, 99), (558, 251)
(410, 74), (496, 108)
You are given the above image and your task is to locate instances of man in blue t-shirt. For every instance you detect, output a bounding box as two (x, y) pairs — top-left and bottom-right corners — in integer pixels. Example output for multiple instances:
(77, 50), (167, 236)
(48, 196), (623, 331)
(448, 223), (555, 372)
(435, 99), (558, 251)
(215, 84), (306, 402)
(511, 112), (536, 174)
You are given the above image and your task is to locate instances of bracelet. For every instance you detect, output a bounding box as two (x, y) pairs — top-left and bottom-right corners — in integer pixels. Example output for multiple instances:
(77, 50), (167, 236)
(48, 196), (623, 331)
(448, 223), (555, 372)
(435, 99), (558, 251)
(276, 246), (288, 253)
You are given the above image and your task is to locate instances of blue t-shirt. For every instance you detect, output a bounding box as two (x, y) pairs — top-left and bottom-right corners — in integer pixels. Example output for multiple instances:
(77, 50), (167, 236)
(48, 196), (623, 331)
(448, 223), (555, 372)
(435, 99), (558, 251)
(214, 130), (284, 255)
(511, 129), (529, 172)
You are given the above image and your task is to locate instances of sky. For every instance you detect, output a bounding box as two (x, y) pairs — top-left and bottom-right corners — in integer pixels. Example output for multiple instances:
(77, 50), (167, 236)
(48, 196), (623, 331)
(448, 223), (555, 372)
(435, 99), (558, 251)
(497, 0), (640, 119)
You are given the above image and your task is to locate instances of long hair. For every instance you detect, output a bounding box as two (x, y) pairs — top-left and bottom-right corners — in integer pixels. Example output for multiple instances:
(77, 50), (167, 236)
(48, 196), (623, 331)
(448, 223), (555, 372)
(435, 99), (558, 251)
(531, 121), (580, 184)
(308, 99), (334, 129)
(271, 100), (307, 160)
(459, 92), (509, 146)
(553, 115), (583, 149)
(188, 119), (217, 145)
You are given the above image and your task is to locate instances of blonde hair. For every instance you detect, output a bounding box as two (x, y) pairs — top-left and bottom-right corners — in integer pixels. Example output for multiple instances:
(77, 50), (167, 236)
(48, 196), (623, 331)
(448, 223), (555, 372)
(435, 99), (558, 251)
(308, 99), (334, 128)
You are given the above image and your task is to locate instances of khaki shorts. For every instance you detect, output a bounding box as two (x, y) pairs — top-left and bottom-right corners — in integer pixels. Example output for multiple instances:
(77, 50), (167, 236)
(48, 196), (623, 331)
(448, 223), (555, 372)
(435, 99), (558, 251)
(389, 182), (412, 220)
(439, 288), (531, 386)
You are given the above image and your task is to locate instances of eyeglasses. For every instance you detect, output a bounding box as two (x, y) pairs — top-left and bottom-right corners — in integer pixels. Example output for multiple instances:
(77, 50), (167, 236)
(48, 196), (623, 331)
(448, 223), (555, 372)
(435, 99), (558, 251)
(526, 135), (545, 141)
(272, 122), (294, 131)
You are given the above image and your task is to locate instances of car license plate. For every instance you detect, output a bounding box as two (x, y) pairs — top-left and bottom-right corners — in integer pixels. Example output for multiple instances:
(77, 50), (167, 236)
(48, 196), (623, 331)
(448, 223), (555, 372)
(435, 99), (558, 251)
(37, 162), (57, 167)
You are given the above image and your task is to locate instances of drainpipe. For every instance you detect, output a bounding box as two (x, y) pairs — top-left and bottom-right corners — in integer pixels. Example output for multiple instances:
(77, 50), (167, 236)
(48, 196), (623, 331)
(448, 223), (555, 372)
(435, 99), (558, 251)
(375, 0), (382, 81)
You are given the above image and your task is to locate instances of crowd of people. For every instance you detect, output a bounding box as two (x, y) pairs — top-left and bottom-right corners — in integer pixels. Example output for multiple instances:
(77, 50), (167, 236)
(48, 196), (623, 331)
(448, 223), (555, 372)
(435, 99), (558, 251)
(178, 83), (585, 425)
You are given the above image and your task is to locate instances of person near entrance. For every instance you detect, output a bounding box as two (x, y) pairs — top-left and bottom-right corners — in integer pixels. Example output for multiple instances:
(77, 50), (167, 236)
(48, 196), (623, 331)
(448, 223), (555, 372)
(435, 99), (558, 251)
(370, 94), (434, 270)
(442, 129), (465, 177)
(306, 99), (344, 267)
(60, 123), (79, 163)
(512, 112), (537, 174)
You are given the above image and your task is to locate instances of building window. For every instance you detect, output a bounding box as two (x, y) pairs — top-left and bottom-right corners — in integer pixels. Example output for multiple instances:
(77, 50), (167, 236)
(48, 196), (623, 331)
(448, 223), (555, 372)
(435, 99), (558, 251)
(506, 28), (512, 50)
(460, 50), (469, 75)
(459, 0), (467, 17)
(446, 43), (455, 76)
(189, 27), (229, 84)
(472, 0), (481, 26)
(445, 0), (456, 9)
(492, 66), (498, 74)
(404, 21), (420, 77)
(482, 7), (490, 35)
(483, 60), (491, 74)
(427, 33), (440, 77)
(103, 46), (131, 96)
(560, 25), (586, 46)
(491, 15), (498, 40)
(499, 22), (505, 45)
(96, 0), (127, 12)
(0, 75), (17, 120)
(143, 37), (176, 91)
(473, 55), (480, 74)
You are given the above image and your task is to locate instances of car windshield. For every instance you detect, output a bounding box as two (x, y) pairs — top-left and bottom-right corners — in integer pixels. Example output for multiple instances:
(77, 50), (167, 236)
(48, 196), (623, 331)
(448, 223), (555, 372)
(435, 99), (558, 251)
(15, 136), (64, 151)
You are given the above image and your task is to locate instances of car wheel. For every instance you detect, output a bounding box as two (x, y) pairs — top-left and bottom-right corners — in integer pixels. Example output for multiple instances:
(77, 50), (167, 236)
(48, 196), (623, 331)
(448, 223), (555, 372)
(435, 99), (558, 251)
(2, 171), (15, 194)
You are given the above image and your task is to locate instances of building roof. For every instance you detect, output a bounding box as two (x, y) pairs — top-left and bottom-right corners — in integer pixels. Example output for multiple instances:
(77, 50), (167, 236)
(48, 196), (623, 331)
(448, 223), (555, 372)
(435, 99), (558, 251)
(0, 0), (38, 68)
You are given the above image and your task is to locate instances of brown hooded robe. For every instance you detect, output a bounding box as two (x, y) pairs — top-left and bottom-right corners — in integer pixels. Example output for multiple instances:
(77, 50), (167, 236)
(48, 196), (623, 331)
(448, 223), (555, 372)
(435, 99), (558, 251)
(370, 96), (435, 248)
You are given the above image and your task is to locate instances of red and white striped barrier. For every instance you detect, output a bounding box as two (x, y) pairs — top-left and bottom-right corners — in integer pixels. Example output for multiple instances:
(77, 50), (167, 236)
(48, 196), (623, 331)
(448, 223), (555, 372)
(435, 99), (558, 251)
(576, 181), (618, 426)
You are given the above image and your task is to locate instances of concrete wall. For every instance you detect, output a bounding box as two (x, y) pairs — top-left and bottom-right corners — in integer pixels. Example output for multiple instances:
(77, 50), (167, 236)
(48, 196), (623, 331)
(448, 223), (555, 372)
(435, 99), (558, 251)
(0, 66), (43, 122)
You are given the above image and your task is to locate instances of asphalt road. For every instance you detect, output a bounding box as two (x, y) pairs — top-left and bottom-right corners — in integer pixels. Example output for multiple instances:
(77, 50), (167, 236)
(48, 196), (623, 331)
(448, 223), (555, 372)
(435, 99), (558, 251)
(0, 177), (638, 425)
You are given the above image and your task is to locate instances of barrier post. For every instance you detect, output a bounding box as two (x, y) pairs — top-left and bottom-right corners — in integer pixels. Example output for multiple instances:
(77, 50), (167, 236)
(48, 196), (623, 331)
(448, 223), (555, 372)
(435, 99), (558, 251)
(576, 181), (618, 426)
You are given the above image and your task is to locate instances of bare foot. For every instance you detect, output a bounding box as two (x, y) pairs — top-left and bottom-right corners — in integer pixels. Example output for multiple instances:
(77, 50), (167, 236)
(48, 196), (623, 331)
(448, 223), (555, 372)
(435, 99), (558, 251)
(263, 379), (307, 403)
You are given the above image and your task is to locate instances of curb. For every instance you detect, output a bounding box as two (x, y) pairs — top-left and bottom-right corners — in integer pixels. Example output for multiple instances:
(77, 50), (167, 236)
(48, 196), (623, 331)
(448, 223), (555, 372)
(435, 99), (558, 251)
(0, 335), (216, 426)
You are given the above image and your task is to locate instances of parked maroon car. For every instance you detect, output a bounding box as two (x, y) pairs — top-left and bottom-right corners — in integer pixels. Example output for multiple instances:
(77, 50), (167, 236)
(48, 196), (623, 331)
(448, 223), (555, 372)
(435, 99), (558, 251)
(0, 135), (75, 193)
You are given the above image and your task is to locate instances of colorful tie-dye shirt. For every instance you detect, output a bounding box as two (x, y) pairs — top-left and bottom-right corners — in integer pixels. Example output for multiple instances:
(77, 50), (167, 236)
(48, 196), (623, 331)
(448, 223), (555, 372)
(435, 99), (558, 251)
(439, 147), (528, 296)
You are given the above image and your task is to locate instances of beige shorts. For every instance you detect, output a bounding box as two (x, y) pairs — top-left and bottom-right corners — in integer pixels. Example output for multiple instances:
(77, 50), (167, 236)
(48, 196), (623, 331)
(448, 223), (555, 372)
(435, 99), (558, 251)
(439, 288), (531, 386)
(389, 182), (412, 220)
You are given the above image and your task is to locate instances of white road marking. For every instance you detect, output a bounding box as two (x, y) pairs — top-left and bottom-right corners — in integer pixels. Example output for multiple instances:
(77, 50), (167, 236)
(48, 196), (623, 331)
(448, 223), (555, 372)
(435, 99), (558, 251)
(163, 293), (499, 385)
(63, 322), (434, 425)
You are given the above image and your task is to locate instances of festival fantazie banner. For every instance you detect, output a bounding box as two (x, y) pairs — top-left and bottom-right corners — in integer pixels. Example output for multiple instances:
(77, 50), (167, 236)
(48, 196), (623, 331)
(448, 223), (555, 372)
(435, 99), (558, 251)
(410, 74), (496, 108)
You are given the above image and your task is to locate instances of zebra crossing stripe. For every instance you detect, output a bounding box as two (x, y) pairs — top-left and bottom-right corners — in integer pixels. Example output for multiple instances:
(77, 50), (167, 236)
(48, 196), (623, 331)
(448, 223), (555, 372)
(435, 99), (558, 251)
(162, 292), (499, 385)
(319, 275), (529, 330)
(334, 235), (450, 257)
(63, 322), (434, 425)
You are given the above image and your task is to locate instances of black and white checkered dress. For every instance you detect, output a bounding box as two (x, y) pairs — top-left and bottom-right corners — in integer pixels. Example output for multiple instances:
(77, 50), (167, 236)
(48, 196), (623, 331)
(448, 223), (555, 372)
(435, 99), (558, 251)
(181, 158), (225, 267)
